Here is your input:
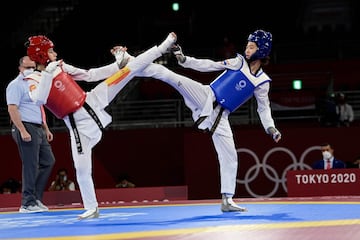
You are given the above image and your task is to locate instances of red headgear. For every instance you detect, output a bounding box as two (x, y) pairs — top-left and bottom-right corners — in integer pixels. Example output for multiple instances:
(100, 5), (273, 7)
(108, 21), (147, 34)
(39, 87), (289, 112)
(26, 35), (54, 66)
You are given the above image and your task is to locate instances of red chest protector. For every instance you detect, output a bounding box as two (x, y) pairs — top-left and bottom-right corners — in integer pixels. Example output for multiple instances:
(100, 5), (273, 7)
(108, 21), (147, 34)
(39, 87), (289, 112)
(46, 71), (86, 119)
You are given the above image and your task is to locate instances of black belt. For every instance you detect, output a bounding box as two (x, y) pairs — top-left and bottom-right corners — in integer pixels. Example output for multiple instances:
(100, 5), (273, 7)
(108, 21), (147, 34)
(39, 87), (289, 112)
(22, 122), (42, 128)
(209, 106), (224, 135)
(69, 113), (82, 153)
(83, 102), (104, 131)
(194, 103), (224, 136)
(69, 102), (104, 154)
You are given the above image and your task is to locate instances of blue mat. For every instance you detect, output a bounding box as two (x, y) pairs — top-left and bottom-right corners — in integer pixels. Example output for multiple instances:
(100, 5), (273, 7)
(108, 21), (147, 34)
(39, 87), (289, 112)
(1, 201), (359, 239)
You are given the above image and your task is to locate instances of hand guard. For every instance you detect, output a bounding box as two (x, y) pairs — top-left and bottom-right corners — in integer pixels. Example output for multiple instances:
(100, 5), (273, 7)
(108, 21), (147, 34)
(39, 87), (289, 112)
(267, 127), (282, 143)
(171, 44), (186, 63)
(45, 61), (60, 73)
(114, 47), (130, 69)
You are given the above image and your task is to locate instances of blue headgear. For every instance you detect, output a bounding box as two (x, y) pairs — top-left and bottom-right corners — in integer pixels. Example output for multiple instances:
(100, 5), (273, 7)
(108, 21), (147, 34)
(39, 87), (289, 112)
(247, 30), (272, 61)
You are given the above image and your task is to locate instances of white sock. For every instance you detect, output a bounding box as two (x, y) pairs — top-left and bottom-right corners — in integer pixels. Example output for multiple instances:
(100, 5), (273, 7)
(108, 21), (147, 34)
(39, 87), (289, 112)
(158, 32), (177, 54)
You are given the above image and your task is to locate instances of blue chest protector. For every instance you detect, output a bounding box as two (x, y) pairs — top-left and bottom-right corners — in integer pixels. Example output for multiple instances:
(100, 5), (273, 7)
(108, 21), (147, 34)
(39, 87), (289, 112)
(210, 58), (271, 112)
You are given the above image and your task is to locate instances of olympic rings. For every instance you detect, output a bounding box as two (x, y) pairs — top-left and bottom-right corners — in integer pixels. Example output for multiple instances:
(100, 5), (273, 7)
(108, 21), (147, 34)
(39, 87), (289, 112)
(236, 146), (318, 197)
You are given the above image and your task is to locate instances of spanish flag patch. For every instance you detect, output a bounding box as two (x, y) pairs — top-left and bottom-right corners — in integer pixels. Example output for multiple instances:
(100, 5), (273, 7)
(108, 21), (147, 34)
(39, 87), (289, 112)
(105, 66), (131, 86)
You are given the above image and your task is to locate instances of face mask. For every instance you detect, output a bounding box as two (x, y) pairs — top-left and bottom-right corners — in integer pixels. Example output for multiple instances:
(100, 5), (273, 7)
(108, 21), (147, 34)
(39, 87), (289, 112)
(322, 151), (332, 159)
(22, 68), (34, 77)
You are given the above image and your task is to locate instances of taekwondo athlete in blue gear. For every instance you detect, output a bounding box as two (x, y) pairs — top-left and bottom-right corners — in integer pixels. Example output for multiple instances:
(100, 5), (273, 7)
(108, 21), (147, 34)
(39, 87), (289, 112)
(144, 29), (281, 212)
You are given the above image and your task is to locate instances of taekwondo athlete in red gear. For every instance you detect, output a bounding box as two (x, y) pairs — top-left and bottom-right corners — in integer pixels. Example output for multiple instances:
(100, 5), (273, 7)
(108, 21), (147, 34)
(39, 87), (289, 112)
(139, 30), (282, 212)
(25, 33), (177, 219)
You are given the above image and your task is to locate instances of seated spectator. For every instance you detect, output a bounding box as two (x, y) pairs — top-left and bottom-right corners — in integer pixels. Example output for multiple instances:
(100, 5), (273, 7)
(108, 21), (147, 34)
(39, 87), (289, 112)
(48, 168), (75, 191)
(115, 174), (136, 188)
(312, 143), (346, 170)
(0, 178), (21, 194)
(335, 92), (354, 127)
